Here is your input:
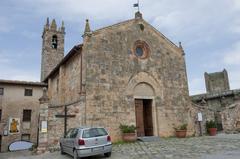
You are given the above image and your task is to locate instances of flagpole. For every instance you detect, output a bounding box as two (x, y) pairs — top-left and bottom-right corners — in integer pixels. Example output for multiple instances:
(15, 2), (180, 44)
(138, 0), (140, 12)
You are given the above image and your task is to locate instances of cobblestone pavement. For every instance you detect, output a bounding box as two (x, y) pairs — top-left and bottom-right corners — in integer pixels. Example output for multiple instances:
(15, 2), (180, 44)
(1, 134), (240, 159)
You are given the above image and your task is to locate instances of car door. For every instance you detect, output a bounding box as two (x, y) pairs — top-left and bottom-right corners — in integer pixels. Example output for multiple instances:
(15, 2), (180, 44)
(64, 128), (73, 154)
(69, 128), (79, 155)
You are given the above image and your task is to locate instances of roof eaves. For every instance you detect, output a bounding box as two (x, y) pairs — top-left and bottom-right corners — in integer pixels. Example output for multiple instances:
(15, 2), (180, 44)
(43, 44), (83, 82)
(0, 79), (47, 86)
(92, 18), (179, 51)
(141, 19), (179, 50)
(92, 19), (135, 34)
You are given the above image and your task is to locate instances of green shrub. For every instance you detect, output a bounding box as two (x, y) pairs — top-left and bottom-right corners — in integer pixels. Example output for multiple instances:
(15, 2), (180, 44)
(174, 124), (187, 130)
(119, 124), (136, 133)
(206, 120), (217, 129)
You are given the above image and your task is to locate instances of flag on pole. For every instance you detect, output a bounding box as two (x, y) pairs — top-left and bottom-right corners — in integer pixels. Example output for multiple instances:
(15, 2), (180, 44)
(133, 3), (139, 7)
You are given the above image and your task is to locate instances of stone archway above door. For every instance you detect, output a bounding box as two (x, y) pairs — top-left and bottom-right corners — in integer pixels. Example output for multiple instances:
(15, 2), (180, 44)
(126, 71), (162, 97)
(125, 72), (162, 137)
(134, 82), (155, 98)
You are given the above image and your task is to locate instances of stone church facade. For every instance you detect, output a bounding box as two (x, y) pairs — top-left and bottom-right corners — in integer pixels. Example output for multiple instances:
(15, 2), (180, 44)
(38, 12), (196, 150)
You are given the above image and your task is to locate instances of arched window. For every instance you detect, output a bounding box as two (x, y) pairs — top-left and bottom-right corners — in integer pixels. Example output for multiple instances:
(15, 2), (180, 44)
(52, 35), (58, 49)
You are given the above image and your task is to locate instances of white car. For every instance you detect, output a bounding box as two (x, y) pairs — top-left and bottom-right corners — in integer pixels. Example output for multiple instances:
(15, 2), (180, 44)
(60, 127), (112, 159)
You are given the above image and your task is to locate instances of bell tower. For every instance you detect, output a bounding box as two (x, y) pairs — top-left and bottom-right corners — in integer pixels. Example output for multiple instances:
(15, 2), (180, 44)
(41, 18), (65, 81)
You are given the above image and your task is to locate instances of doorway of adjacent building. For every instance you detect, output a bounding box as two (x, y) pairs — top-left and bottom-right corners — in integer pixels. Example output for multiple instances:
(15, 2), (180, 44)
(135, 99), (153, 137)
(215, 112), (223, 131)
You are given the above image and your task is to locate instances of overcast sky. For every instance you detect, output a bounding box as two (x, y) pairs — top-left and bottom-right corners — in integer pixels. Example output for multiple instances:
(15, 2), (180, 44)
(0, 0), (240, 95)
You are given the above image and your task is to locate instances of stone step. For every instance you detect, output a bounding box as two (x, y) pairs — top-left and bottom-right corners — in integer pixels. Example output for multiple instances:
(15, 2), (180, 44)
(137, 136), (161, 142)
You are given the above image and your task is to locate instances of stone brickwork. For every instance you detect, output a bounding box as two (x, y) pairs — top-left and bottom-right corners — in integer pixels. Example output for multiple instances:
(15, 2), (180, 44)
(43, 14), (197, 149)
(47, 98), (86, 150)
(221, 100), (240, 133)
(40, 45), (83, 149)
(41, 18), (65, 81)
(37, 88), (86, 151)
(204, 69), (230, 93)
(192, 70), (240, 132)
(81, 16), (193, 140)
(37, 88), (49, 154)
(48, 51), (82, 106)
(190, 102), (215, 135)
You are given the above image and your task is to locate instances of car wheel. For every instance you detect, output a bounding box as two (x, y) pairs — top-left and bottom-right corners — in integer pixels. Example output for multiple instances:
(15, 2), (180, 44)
(60, 145), (65, 155)
(73, 150), (80, 159)
(104, 152), (112, 157)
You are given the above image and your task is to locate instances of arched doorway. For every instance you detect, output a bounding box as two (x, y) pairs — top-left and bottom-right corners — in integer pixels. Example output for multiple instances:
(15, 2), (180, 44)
(134, 83), (155, 137)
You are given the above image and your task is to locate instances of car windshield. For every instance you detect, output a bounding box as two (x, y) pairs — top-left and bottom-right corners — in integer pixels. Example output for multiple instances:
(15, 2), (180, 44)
(82, 128), (108, 138)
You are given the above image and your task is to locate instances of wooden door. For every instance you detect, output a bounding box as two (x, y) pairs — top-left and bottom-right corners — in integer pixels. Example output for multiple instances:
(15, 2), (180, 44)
(144, 100), (153, 136)
(215, 112), (223, 131)
(135, 99), (145, 137)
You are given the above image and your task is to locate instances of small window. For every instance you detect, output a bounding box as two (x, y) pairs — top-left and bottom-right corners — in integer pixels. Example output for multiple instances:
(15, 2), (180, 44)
(65, 129), (73, 138)
(23, 110), (31, 122)
(56, 78), (59, 92)
(82, 128), (108, 138)
(136, 47), (144, 57)
(21, 134), (30, 141)
(139, 23), (145, 31)
(0, 88), (4, 95)
(52, 35), (58, 49)
(0, 109), (2, 121)
(24, 89), (32, 96)
(70, 129), (78, 138)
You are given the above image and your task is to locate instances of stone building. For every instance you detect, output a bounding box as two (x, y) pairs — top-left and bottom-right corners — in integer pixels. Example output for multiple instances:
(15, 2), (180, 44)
(38, 12), (196, 150)
(192, 70), (240, 132)
(0, 80), (46, 152)
(41, 18), (65, 81)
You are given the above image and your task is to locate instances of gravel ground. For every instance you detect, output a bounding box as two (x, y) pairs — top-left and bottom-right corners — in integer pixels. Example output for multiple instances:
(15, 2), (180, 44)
(1, 134), (240, 159)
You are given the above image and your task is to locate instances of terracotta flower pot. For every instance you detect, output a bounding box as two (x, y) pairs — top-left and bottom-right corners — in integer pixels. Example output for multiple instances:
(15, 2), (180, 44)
(175, 130), (187, 138)
(208, 128), (217, 136)
(122, 133), (137, 142)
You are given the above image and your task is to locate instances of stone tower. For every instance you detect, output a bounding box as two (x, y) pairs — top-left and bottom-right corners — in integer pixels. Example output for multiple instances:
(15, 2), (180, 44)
(41, 18), (65, 81)
(204, 69), (230, 93)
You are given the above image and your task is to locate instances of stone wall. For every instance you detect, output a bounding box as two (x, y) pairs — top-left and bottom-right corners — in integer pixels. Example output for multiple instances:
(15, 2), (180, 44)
(41, 19), (65, 81)
(221, 100), (240, 133)
(37, 89), (49, 154)
(48, 52), (82, 106)
(192, 70), (240, 132)
(44, 44), (84, 149)
(189, 103), (215, 135)
(82, 18), (193, 141)
(204, 69), (230, 93)
(45, 17), (195, 145)
(47, 97), (85, 150)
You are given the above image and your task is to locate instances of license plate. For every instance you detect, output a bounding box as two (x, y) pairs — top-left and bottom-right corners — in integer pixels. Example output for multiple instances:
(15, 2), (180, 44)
(93, 147), (103, 151)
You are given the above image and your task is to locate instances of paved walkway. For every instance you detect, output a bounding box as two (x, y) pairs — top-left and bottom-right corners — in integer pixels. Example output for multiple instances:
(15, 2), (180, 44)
(1, 134), (240, 159)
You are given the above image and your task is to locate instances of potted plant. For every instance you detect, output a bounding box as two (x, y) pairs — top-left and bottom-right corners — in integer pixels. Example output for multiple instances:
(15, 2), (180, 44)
(119, 124), (137, 142)
(174, 124), (187, 138)
(206, 120), (217, 136)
